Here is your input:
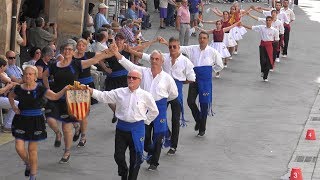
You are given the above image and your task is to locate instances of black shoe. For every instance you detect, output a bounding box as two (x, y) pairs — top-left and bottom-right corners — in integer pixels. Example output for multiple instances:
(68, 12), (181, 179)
(59, 153), (70, 164)
(24, 164), (30, 177)
(91, 98), (98, 105)
(147, 164), (157, 171)
(194, 123), (199, 131)
(112, 116), (118, 123)
(160, 26), (166, 29)
(54, 132), (62, 147)
(197, 131), (205, 137)
(167, 148), (176, 155)
(73, 126), (81, 142)
(77, 139), (86, 147)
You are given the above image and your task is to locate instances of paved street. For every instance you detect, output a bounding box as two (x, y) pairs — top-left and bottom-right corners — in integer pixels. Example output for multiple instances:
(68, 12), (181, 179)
(1, 2), (320, 180)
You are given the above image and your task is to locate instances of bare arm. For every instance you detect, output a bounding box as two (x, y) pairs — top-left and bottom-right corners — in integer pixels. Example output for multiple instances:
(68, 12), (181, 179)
(195, 26), (214, 34)
(36, 66), (44, 80)
(212, 7), (223, 17)
(8, 90), (20, 114)
(45, 86), (69, 100)
(125, 44), (143, 59)
(20, 22), (27, 46)
(0, 73), (12, 84)
(81, 49), (114, 69)
(223, 21), (241, 33)
(42, 69), (50, 89)
(247, 13), (259, 21)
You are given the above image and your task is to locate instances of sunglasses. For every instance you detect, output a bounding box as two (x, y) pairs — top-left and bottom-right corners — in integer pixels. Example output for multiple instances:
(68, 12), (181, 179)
(127, 76), (140, 80)
(7, 57), (16, 60)
(169, 45), (177, 49)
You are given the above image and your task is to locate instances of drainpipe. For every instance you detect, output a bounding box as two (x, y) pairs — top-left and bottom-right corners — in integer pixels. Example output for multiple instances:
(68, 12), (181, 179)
(10, 0), (18, 65)
(83, 0), (88, 33)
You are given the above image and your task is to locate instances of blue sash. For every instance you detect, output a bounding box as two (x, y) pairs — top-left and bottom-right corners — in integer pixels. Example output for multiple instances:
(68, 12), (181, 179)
(109, 69), (128, 78)
(78, 76), (94, 84)
(194, 66), (214, 116)
(20, 109), (43, 116)
(116, 120), (146, 166)
(153, 98), (171, 148)
(174, 80), (187, 127)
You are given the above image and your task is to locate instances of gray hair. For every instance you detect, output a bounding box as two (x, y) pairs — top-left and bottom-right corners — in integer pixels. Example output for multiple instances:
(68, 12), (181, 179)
(128, 70), (142, 80)
(23, 65), (38, 78)
(150, 50), (164, 61)
(60, 39), (77, 51)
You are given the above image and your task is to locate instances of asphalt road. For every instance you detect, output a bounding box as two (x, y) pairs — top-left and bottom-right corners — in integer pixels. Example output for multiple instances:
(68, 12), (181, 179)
(1, 2), (320, 180)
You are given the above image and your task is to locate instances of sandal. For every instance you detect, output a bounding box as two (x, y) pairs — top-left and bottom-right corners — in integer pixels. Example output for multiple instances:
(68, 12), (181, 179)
(73, 124), (81, 142)
(59, 150), (71, 164)
(24, 163), (30, 177)
(77, 138), (87, 147)
(54, 131), (62, 148)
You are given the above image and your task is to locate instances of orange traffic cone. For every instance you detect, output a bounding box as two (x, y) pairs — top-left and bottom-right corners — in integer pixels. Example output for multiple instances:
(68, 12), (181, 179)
(305, 129), (316, 140)
(290, 167), (303, 180)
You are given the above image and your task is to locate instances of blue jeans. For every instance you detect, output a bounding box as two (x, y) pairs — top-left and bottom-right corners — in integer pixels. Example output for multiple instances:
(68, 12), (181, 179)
(165, 4), (175, 26)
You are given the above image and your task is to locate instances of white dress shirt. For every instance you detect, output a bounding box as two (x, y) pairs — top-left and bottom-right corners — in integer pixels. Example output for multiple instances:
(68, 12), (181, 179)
(179, 45), (224, 73)
(118, 56), (178, 101)
(92, 87), (159, 125)
(142, 53), (196, 82)
(263, 10), (289, 24)
(280, 8), (295, 22)
(252, 25), (280, 41)
(258, 18), (285, 34)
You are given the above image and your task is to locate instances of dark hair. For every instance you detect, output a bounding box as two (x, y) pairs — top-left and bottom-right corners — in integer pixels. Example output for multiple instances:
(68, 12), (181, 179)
(82, 30), (92, 40)
(72, 36), (80, 42)
(97, 27), (109, 33)
(29, 47), (41, 57)
(223, 11), (229, 15)
(41, 46), (53, 57)
(0, 57), (7, 67)
(266, 16), (273, 21)
(96, 33), (105, 42)
(35, 17), (44, 27)
(89, 3), (95, 14)
(115, 32), (125, 39)
(128, 1), (134, 8)
(169, 37), (180, 43)
(276, 1), (282, 5)
(199, 31), (209, 38)
(271, 9), (277, 14)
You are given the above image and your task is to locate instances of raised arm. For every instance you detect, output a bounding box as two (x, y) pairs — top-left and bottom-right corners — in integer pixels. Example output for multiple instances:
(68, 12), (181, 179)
(42, 69), (50, 89)
(81, 48), (114, 69)
(195, 26), (214, 34)
(247, 13), (259, 21)
(211, 7), (223, 17)
(241, 23), (253, 30)
(223, 21), (241, 33)
(112, 44), (144, 73)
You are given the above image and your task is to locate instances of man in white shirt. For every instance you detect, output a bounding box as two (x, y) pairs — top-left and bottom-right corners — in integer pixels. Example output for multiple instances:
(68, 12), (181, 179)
(251, 3), (289, 24)
(281, 0), (295, 57)
(248, 10), (284, 63)
(127, 37), (196, 155)
(90, 70), (159, 180)
(243, 16), (280, 82)
(111, 45), (178, 171)
(164, 32), (223, 137)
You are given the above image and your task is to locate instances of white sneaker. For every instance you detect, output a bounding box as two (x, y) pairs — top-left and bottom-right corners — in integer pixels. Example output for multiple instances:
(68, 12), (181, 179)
(233, 51), (238, 55)
(215, 73), (220, 78)
(229, 56), (233, 60)
(264, 79), (269, 82)
(282, 55), (287, 58)
(224, 65), (228, 68)
(269, 69), (274, 72)
(275, 58), (280, 62)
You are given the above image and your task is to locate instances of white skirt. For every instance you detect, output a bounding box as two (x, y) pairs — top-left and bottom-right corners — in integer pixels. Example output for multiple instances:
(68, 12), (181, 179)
(223, 33), (237, 47)
(229, 27), (243, 41)
(210, 41), (231, 58)
(237, 26), (247, 36)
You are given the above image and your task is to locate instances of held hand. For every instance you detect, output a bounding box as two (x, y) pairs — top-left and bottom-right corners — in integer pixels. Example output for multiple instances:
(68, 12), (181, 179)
(13, 106), (20, 115)
(88, 87), (93, 95)
(21, 22), (27, 32)
(159, 37), (168, 44)
(53, 23), (58, 29)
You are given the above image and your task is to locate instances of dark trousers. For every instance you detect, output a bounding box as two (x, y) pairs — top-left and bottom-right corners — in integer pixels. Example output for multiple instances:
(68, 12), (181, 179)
(283, 26), (290, 55)
(142, 14), (151, 29)
(165, 3), (176, 26)
(144, 122), (163, 166)
(154, 0), (159, 10)
(259, 46), (272, 80)
(187, 82), (207, 133)
(167, 98), (181, 149)
(114, 129), (140, 180)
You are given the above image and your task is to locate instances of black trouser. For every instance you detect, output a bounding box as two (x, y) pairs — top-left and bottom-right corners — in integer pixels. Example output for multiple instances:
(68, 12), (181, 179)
(167, 98), (181, 149)
(283, 26), (290, 55)
(259, 46), (272, 80)
(142, 14), (151, 29)
(187, 82), (207, 133)
(144, 122), (163, 167)
(114, 129), (140, 180)
(165, 3), (176, 26)
(273, 41), (279, 62)
(154, 0), (159, 10)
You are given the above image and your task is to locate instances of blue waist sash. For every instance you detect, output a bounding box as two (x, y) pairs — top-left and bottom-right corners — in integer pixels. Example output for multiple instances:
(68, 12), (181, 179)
(174, 80), (186, 127)
(117, 120), (146, 166)
(153, 98), (170, 148)
(20, 109), (43, 116)
(194, 66), (214, 116)
(78, 76), (94, 84)
(109, 69), (128, 78)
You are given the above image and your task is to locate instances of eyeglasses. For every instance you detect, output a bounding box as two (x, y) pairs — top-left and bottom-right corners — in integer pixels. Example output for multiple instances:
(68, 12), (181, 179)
(169, 45), (177, 49)
(7, 57), (16, 60)
(127, 76), (140, 80)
